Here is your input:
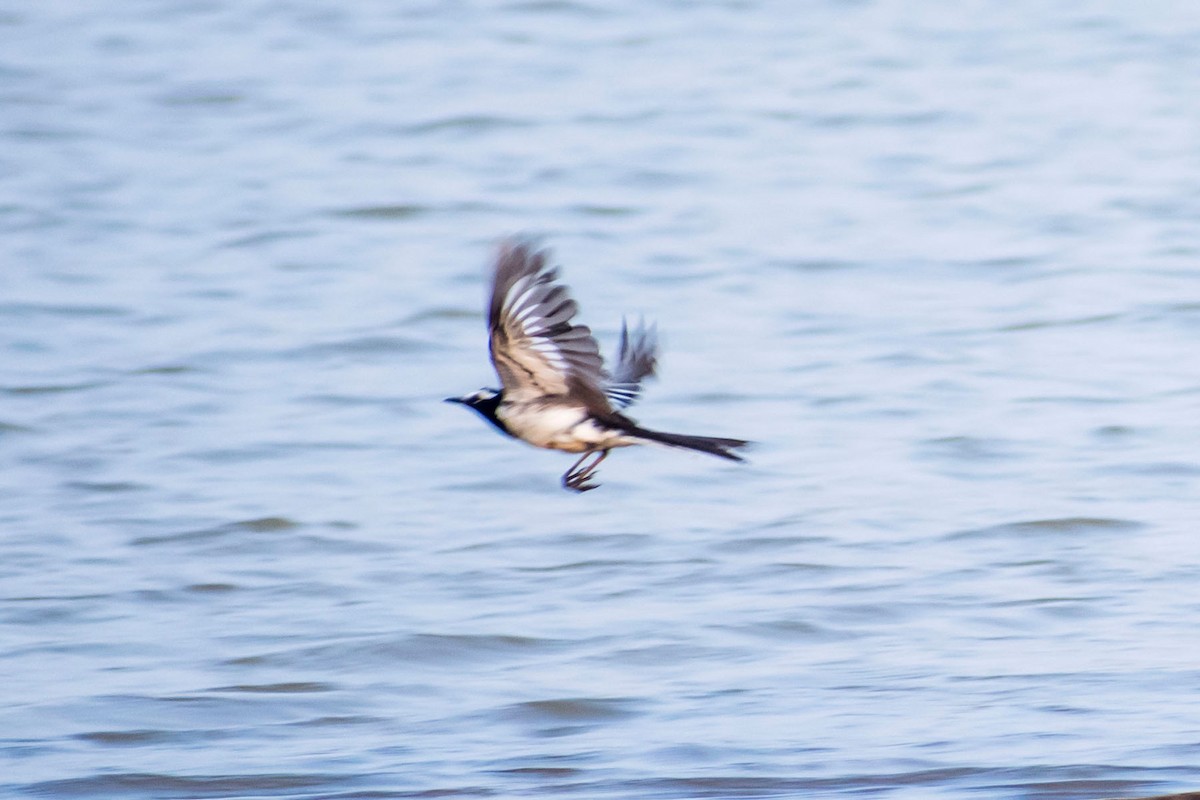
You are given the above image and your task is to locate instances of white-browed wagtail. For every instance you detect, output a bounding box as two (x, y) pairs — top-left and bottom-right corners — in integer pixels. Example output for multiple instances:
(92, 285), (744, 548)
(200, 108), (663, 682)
(447, 238), (749, 492)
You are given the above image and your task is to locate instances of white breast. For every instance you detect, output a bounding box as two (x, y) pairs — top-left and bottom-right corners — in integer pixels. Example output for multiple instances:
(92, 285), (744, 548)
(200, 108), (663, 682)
(498, 400), (635, 453)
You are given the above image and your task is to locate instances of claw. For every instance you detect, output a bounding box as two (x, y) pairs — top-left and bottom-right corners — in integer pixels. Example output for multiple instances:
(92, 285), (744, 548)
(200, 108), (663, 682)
(561, 449), (608, 493)
(563, 471), (600, 493)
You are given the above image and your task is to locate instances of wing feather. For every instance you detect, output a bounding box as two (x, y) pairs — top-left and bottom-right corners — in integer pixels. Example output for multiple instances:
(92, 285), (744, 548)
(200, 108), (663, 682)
(605, 318), (659, 410)
(487, 239), (611, 412)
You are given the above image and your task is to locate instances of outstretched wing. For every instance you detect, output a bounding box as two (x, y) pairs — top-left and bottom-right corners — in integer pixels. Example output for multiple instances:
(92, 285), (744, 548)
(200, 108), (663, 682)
(605, 318), (658, 410)
(487, 239), (612, 413)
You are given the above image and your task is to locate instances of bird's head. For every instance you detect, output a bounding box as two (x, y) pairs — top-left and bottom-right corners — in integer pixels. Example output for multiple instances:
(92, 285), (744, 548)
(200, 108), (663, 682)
(445, 388), (508, 434)
(445, 388), (502, 417)
(445, 388), (499, 407)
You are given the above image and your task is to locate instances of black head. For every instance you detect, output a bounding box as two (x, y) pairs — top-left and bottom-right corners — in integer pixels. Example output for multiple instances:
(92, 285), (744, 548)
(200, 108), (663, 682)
(445, 388), (509, 435)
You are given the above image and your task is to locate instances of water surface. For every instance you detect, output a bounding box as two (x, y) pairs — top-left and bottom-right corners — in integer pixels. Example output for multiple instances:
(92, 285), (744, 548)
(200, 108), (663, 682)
(3, 1), (1199, 798)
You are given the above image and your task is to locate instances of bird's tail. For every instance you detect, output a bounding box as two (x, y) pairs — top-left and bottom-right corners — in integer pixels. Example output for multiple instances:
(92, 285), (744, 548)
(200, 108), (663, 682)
(623, 424), (749, 462)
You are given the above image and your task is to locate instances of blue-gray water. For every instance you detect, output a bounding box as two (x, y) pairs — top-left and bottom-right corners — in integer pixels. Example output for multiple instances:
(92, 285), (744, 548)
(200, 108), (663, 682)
(3, 2), (1199, 798)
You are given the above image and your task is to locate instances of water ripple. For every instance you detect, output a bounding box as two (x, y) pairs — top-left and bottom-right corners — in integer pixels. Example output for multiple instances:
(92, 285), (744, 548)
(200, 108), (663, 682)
(226, 633), (575, 670)
(945, 518), (1145, 541)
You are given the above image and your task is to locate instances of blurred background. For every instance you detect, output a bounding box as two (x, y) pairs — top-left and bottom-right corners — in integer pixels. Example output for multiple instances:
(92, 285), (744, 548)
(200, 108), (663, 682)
(2, 1), (1199, 798)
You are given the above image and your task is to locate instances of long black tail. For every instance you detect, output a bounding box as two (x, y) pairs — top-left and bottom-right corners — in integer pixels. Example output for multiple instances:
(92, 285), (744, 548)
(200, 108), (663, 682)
(623, 424), (749, 462)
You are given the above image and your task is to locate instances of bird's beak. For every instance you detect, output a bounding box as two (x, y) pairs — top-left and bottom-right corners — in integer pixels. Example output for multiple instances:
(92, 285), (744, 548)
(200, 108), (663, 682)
(444, 396), (465, 404)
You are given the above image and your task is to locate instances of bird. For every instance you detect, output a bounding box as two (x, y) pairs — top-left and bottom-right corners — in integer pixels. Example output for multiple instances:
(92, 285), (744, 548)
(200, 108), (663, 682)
(446, 237), (749, 492)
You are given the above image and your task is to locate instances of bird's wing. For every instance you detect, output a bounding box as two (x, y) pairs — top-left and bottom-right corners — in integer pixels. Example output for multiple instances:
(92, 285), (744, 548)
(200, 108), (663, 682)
(487, 239), (612, 412)
(605, 318), (658, 410)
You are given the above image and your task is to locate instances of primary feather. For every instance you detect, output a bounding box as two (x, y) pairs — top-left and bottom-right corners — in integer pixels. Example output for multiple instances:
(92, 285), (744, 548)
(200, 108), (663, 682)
(605, 318), (658, 410)
(487, 240), (611, 413)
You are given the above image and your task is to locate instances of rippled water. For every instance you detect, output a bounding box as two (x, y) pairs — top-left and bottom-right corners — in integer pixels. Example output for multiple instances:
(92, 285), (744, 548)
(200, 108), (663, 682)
(3, 1), (1200, 798)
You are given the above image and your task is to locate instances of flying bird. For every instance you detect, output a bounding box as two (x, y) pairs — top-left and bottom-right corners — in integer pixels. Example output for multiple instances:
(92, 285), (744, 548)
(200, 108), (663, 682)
(447, 238), (749, 492)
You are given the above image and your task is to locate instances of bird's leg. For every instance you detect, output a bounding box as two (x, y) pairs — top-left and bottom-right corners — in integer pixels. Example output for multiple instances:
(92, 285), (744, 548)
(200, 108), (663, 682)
(576, 449), (607, 481)
(562, 452), (593, 491)
(562, 450), (608, 492)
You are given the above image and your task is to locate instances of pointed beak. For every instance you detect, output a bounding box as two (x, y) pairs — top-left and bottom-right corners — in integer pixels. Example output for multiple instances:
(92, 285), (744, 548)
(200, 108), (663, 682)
(444, 396), (465, 404)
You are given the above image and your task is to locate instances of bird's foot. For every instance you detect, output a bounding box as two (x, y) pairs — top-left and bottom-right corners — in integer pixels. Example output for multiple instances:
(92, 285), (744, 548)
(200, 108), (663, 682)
(563, 470), (600, 492)
(562, 450), (607, 493)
